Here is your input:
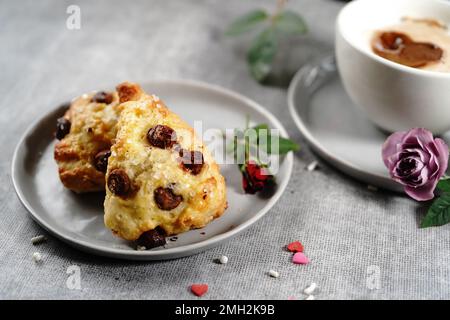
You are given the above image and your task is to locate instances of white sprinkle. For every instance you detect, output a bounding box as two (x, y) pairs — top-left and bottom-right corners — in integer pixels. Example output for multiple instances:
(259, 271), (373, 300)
(269, 270), (280, 278)
(219, 255), (228, 264)
(306, 161), (318, 172)
(136, 245), (147, 251)
(304, 282), (317, 295)
(367, 185), (378, 192)
(151, 94), (160, 102)
(305, 295), (315, 300)
(32, 252), (42, 263)
(31, 235), (46, 245)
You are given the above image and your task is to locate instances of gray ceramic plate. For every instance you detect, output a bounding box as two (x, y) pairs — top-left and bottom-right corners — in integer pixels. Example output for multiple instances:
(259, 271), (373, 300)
(288, 56), (403, 192)
(12, 80), (293, 260)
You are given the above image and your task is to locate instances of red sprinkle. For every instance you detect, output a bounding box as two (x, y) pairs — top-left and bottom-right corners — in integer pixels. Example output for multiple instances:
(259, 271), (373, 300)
(286, 241), (304, 253)
(191, 284), (208, 297)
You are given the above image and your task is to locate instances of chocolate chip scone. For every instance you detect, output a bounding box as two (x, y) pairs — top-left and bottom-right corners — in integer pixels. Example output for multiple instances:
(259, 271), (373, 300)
(54, 91), (121, 193)
(104, 82), (227, 245)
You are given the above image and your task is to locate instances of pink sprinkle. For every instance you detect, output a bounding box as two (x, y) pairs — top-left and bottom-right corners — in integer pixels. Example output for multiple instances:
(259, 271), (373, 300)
(292, 252), (309, 265)
(288, 296), (297, 300)
(191, 284), (208, 297)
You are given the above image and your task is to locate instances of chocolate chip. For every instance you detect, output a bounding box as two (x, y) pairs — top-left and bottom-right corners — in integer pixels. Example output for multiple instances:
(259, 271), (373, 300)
(94, 150), (111, 173)
(55, 117), (71, 140)
(107, 169), (131, 196)
(179, 149), (204, 175)
(154, 187), (183, 210)
(136, 227), (166, 249)
(147, 125), (177, 149)
(92, 91), (113, 104)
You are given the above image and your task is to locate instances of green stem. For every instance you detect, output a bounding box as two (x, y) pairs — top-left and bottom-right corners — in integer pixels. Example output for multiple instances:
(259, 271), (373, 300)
(271, 0), (286, 24)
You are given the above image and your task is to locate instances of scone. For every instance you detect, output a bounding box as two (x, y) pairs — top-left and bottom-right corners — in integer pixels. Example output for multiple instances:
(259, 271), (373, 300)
(104, 82), (227, 245)
(54, 91), (121, 193)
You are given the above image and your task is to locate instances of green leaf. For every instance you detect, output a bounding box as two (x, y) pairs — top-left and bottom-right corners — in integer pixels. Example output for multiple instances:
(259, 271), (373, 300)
(252, 124), (299, 155)
(225, 9), (269, 36)
(420, 193), (450, 228)
(247, 28), (277, 81)
(260, 136), (299, 155)
(437, 178), (450, 193)
(274, 10), (307, 35)
(252, 123), (269, 134)
(258, 133), (300, 155)
(277, 137), (300, 154)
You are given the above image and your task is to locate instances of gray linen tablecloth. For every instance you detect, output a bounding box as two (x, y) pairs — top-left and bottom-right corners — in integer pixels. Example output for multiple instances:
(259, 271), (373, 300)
(1, 0), (449, 300)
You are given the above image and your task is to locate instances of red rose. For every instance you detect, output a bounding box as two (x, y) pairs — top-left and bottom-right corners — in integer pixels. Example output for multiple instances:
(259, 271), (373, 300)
(242, 161), (272, 194)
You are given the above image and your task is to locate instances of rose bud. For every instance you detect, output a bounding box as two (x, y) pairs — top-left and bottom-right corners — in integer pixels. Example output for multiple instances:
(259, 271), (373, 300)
(382, 128), (449, 201)
(241, 161), (273, 194)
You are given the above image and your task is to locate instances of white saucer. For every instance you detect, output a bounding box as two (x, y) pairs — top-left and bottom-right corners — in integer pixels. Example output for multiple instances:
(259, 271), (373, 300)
(12, 80), (293, 260)
(288, 56), (404, 192)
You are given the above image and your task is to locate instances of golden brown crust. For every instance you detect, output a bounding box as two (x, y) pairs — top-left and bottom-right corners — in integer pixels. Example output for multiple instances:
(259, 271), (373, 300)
(54, 91), (121, 193)
(117, 82), (143, 103)
(104, 83), (227, 240)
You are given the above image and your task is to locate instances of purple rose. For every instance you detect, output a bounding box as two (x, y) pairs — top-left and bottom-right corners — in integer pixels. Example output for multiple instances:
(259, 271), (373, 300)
(382, 128), (449, 201)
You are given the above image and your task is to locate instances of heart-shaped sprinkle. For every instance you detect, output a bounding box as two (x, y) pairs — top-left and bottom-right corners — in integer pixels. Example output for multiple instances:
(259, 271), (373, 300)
(287, 241), (304, 253)
(191, 284), (208, 297)
(292, 252), (309, 265)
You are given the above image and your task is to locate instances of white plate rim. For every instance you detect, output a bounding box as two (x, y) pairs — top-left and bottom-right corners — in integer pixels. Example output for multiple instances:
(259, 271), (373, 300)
(11, 79), (294, 260)
(287, 59), (402, 192)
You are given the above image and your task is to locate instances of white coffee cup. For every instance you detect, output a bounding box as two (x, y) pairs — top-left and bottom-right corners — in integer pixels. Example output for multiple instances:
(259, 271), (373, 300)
(336, 0), (450, 134)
